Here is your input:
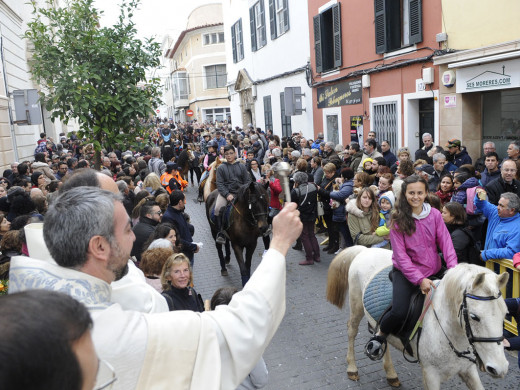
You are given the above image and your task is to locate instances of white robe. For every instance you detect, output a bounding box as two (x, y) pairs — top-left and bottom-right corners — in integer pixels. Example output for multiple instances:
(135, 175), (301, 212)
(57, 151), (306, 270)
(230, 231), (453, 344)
(9, 248), (286, 390)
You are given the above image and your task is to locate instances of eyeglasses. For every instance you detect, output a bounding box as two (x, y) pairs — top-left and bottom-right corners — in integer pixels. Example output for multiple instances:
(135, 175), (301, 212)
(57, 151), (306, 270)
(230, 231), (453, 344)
(154, 210), (163, 215)
(503, 168), (517, 173)
(94, 359), (117, 390)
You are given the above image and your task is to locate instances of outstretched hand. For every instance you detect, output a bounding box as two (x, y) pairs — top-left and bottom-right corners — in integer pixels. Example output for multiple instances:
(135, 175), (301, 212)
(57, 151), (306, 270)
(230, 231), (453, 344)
(269, 203), (302, 256)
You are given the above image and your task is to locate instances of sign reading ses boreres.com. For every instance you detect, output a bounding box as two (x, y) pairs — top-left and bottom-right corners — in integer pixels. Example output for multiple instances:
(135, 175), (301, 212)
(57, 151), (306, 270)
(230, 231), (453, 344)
(317, 79), (362, 108)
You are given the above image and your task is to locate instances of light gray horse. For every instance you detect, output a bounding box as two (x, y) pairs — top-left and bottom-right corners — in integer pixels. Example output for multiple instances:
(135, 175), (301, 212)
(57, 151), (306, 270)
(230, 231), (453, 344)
(326, 246), (509, 389)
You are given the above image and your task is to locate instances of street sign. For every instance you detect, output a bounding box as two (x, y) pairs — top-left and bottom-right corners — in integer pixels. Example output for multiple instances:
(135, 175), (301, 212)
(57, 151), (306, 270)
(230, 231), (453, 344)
(186, 109), (194, 117)
(156, 109), (160, 113)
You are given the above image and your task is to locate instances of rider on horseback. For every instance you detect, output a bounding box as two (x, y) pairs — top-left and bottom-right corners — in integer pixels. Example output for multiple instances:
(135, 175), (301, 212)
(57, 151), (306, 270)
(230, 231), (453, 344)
(214, 144), (251, 244)
(365, 175), (458, 360)
(197, 140), (219, 202)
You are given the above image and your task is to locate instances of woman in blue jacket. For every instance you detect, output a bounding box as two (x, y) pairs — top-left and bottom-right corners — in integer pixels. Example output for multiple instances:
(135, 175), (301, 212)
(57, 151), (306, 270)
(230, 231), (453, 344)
(329, 168), (354, 252)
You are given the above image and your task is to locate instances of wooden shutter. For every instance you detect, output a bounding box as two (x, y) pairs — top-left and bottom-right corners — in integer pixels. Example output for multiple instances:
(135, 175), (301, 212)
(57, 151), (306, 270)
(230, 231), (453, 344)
(260, 0), (267, 46)
(313, 14), (322, 73)
(231, 24), (237, 63)
(332, 3), (342, 68)
(408, 0), (422, 45)
(238, 19), (243, 60)
(282, 0), (289, 33)
(374, 0), (387, 54)
(269, 0), (276, 39)
(250, 6), (257, 52)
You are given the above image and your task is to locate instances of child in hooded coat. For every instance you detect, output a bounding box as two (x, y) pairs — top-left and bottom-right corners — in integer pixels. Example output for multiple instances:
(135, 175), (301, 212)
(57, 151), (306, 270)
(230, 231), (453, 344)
(372, 191), (395, 249)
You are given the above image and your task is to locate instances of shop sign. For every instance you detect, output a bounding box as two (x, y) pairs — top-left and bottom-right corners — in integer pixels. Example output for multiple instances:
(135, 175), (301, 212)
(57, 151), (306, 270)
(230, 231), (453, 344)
(350, 116), (363, 143)
(317, 79), (362, 108)
(444, 95), (456, 108)
(456, 58), (520, 93)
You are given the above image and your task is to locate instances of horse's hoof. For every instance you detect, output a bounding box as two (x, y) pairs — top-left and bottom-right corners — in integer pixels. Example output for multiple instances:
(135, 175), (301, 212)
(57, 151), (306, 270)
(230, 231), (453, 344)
(221, 269), (228, 276)
(387, 377), (401, 387)
(225, 258), (231, 265)
(347, 371), (359, 381)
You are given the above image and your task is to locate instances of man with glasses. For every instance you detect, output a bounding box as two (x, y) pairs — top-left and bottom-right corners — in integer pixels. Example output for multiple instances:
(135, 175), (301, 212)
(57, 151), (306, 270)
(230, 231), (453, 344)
(214, 144), (251, 244)
(56, 162), (69, 181)
(130, 200), (162, 263)
(485, 159), (520, 205)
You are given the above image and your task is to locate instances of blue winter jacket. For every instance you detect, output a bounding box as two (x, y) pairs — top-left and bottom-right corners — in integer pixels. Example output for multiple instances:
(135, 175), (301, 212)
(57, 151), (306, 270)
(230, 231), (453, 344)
(329, 180), (354, 222)
(475, 198), (520, 261)
(451, 177), (480, 205)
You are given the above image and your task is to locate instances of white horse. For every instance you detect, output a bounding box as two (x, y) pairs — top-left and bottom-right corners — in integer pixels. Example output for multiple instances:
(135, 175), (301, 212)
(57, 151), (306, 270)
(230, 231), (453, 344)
(326, 246), (509, 390)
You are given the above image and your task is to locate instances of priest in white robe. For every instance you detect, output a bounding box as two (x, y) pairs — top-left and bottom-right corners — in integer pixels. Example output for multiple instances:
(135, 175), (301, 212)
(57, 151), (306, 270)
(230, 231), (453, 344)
(9, 186), (302, 390)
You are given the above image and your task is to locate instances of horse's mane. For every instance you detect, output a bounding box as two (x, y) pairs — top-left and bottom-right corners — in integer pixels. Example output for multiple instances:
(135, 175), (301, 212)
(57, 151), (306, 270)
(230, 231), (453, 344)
(236, 181), (266, 203)
(442, 264), (497, 315)
(177, 150), (189, 167)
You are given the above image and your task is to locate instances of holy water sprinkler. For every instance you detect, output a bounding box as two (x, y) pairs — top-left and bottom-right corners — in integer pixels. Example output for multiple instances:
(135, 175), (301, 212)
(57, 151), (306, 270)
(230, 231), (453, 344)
(272, 162), (292, 203)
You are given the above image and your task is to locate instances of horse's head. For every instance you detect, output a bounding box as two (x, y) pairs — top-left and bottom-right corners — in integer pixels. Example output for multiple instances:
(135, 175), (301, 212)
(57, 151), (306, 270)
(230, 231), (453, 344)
(444, 264), (509, 378)
(238, 182), (270, 234)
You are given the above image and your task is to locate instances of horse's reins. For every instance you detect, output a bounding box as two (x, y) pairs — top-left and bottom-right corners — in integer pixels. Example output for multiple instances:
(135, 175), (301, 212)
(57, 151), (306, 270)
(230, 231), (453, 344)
(431, 288), (504, 365)
(231, 193), (268, 226)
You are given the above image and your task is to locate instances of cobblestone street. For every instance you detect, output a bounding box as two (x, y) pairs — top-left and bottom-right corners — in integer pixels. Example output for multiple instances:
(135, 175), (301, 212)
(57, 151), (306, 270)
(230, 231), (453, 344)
(185, 186), (520, 389)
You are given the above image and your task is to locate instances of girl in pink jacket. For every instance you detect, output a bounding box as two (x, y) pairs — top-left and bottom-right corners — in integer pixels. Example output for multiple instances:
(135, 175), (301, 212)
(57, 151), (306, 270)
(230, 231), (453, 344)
(365, 175), (458, 360)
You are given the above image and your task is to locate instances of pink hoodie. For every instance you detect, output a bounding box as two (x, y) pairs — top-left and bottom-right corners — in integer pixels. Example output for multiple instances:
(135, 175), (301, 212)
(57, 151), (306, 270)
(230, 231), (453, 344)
(390, 207), (457, 285)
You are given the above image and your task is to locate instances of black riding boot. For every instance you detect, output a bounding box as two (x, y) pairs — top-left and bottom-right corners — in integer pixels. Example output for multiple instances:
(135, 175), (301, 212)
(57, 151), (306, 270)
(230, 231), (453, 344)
(215, 209), (227, 244)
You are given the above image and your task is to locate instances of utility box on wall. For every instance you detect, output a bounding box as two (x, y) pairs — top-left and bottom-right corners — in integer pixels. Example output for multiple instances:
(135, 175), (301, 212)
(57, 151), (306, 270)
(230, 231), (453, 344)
(284, 87), (305, 116)
(12, 89), (43, 125)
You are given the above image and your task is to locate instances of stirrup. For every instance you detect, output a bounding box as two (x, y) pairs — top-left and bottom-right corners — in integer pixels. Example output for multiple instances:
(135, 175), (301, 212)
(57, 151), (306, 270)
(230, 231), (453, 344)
(364, 335), (387, 361)
(216, 232), (227, 244)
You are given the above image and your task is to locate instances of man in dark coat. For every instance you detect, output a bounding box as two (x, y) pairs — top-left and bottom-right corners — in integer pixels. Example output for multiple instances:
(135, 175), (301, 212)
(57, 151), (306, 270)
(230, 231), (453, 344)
(131, 200), (162, 262)
(485, 160), (520, 206)
(381, 140), (397, 168)
(446, 139), (472, 167)
(162, 191), (199, 265)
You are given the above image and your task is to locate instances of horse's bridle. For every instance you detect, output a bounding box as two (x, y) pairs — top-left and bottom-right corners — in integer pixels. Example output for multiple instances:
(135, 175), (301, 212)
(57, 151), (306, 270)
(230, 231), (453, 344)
(233, 192), (268, 226)
(433, 289), (504, 365)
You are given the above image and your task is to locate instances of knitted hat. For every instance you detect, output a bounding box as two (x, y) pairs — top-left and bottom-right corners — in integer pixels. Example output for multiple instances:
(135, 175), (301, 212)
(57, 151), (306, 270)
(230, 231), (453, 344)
(379, 191), (395, 208)
(362, 158), (374, 168)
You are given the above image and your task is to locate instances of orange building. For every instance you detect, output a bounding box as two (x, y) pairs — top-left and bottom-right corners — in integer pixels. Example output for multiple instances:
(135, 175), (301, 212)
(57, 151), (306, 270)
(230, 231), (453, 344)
(307, 0), (442, 154)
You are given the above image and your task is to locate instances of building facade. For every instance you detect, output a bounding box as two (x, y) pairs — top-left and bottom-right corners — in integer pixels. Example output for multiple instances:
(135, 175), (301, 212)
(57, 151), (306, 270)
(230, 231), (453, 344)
(307, 0), (441, 153)
(223, 0), (314, 139)
(433, 0), (520, 160)
(0, 0), (54, 169)
(164, 4), (230, 124)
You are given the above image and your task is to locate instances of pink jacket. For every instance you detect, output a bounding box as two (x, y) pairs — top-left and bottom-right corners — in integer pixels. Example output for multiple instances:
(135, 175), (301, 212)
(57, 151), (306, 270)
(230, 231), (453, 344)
(390, 207), (457, 285)
(513, 252), (520, 269)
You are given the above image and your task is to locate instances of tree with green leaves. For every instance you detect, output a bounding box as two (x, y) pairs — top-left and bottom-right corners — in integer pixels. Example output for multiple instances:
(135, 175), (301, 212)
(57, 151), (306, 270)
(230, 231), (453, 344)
(25, 0), (162, 168)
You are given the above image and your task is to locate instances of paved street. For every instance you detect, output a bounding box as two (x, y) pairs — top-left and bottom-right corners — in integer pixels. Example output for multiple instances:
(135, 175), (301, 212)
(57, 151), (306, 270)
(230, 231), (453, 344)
(184, 186), (520, 389)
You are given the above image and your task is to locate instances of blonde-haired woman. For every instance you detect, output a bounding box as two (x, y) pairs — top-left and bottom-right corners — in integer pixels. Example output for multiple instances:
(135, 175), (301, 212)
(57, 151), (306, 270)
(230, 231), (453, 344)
(160, 253), (204, 312)
(143, 173), (165, 196)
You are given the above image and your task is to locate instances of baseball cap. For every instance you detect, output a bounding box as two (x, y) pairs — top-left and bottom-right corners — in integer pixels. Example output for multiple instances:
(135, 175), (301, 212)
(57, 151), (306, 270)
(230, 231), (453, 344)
(417, 164), (435, 175)
(166, 162), (178, 170)
(446, 139), (461, 148)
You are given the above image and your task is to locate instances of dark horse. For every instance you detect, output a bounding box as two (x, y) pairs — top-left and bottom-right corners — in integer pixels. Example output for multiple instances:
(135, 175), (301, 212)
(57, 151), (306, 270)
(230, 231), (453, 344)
(174, 149), (191, 182)
(206, 181), (270, 286)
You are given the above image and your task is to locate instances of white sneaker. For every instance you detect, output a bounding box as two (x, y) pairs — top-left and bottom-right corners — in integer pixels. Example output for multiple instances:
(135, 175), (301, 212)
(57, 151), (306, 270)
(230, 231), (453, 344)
(334, 247), (343, 255)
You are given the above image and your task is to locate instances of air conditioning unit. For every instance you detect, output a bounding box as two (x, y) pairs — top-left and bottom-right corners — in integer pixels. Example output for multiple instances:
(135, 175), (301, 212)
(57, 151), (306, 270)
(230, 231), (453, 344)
(362, 74), (370, 88)
(422, 68), (434, 84)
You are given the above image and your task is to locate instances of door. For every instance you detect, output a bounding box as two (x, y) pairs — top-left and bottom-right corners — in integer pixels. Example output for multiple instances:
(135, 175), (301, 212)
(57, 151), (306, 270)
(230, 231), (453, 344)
(419, 98), (434, 148)
(326, 114), (339, 146)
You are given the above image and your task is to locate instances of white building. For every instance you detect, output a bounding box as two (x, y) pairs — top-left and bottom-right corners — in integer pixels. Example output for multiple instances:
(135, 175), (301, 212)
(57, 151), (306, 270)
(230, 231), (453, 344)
(222, 0), (313, 139)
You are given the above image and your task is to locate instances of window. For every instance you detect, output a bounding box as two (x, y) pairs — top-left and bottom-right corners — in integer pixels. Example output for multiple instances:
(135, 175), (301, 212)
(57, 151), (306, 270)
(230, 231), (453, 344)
(280, 92), (292, 137)
(374, 0), (422, 54)
(313, 3), (342, 73)
(203, 32), (225, 45)
(250, 1), (267, 51)
(373, 102), (398, 153)
(204, 65), (227, 89)
(231, 19), (244, 63)
(204, 108), (231, 123)
(263, 96), (273, 131)
(172, 71), (189, 102)
(268, 0), (289, 40)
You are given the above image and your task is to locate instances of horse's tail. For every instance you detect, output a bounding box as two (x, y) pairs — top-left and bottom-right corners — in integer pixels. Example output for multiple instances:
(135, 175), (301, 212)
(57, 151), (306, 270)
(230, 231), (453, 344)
(326, 245), (367, 309)
(177, 150), (189, 168)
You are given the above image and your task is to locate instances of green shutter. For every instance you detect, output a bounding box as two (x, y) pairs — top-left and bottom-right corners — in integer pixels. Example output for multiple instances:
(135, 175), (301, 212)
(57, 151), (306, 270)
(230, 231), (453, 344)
(374, 0), (387, 54)
(269, 0), (276, 39)
(260, 0), (267, 46)
(313, 14), (322, 73)
(238, 19), (243, 60)
(332, 3), (342, 68)
(282, 0), (289, 33)
(231, 24), (237, 63)
(409, 0), (422, 45)
(250, 6), (257, 52)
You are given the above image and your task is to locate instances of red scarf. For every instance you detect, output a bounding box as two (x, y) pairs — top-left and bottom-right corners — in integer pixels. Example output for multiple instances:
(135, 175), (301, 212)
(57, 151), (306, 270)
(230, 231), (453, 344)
(435, 190), (453, 206)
